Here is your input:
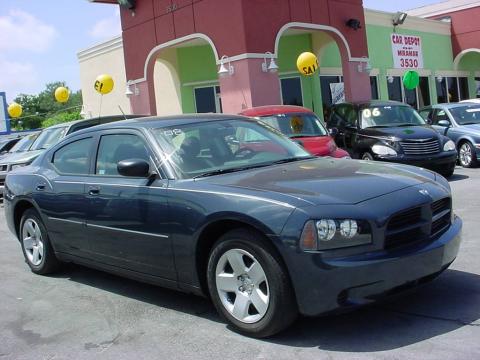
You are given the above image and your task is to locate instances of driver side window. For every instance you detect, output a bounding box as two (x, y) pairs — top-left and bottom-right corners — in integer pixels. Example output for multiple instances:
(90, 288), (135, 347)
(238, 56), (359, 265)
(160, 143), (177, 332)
(96, 134), (150, 176)
(433, 109), (449, 125)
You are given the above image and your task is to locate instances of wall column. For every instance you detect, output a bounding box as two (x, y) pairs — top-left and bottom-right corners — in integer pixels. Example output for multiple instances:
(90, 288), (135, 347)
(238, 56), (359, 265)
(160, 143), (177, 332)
(219, 58), (282, 113)
(341, 58), (372, 102)
(128, 80), (156, 115)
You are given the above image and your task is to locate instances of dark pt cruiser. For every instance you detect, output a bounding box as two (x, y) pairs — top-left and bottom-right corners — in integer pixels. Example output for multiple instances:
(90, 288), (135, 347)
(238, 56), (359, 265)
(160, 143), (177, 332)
(4, 114), (462, 338)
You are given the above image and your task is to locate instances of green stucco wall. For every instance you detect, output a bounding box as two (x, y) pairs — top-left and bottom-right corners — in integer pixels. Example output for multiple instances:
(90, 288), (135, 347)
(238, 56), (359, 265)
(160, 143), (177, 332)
(458, 52), (480, 98)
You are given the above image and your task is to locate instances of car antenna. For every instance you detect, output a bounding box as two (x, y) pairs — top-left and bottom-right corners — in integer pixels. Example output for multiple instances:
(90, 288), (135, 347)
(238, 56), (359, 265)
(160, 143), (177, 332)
(118, 105), (127, 120)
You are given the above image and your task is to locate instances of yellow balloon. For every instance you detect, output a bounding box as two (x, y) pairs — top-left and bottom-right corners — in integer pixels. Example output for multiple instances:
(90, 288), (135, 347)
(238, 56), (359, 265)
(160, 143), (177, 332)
(8, 102), (22, 118)
(94, 74), (114, 95)
(55, 86), (70, 103)
(296, 52), (319, 76)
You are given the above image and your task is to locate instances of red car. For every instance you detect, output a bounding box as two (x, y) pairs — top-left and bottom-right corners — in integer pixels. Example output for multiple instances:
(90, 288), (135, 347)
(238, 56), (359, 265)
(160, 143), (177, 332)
(240, 105), (350, 158)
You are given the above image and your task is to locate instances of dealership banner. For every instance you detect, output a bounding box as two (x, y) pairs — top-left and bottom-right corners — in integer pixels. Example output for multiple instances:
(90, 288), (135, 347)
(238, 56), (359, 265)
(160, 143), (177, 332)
(0, 92), (8, 134)
(391, 34), (424, 69)
(330, 83), (345, 105)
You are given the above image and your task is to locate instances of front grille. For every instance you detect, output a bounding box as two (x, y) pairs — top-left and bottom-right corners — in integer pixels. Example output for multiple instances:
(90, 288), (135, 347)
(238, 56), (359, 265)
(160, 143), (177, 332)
(0, 165), (7, 172)
(400, 139), (440, 155)
(384, 197), (452, 250)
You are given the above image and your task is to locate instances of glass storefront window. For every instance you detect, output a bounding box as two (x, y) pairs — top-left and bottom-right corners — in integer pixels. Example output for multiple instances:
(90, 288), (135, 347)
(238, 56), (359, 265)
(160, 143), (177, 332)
(459, 77), (469, 100)
(447, 77), (459, 102)
(387, 76), (402, 102)
(418, 77), (431, 108)
(370, 76), (379, 100)
(404, 88), (418, 109)
(320, 75), (342, 118)
(476, 77), (480, 98)
(194, 86), (221, 113)
(280, 77), (303, 106)
(436, 78), (448, 103)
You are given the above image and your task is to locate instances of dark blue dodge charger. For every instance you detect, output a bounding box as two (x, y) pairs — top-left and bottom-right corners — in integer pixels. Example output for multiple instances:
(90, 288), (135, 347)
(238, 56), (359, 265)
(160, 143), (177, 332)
(3, 114), (462, 337)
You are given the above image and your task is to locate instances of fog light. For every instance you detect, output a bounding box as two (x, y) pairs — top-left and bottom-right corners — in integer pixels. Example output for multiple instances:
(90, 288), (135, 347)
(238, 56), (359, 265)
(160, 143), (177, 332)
(339, 220), (358, 238)
(316, 219), (336, 241)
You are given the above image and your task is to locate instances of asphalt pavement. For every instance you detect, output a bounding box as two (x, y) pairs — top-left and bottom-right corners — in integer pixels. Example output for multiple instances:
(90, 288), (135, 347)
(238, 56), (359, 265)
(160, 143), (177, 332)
(0, 166), (479, 360)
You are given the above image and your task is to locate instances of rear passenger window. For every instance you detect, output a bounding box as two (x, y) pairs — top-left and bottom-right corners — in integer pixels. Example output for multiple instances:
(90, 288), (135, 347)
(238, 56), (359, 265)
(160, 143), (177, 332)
(96, 134), (150, 176)
(52, 138), (92, 175)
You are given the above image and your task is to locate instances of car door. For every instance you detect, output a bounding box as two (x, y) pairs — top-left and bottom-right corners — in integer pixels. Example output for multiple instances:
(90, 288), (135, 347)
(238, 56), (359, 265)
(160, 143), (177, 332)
(328, 105), (348, 148)
(33, 136), (94, 256)
(85, 130), (175, 280)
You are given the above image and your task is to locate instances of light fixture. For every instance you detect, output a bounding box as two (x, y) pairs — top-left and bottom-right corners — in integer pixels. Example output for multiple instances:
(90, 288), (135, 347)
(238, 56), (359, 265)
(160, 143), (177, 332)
(261, 52), (279, 73)
(125, 80), (139, 96)
(436, 76), (444, 83)
(357, 57), (372, 74)
(218, 55), (234, 77)
(393, 12), (408, 27)
(387, 76), (395, 83)
(346, 18), (362, 30)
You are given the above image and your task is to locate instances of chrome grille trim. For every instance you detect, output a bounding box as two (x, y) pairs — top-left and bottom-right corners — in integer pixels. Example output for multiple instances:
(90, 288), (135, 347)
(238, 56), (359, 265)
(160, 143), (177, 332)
(400, 139), (440, 155)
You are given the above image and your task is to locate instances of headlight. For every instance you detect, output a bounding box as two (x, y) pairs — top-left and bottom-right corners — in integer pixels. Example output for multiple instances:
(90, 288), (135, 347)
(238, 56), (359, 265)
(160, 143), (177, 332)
(10, 162), (31, 171)
(300, 219), (372, 251)
(443, 140), (456, 152)
(372, 144), (397, 156)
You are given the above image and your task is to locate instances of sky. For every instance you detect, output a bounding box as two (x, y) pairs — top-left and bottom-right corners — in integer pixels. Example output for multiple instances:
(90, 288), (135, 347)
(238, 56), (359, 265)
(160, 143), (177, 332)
(0, 0), (444, 102)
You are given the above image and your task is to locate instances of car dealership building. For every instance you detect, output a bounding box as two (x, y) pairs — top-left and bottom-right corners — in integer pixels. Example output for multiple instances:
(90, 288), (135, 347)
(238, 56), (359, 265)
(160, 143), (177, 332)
(80, 0), (480, 119)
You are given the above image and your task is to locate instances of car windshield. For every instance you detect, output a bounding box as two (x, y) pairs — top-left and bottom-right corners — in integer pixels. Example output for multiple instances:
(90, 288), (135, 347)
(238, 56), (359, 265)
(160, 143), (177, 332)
(151, 118), (313, 179)
(30, 127), (67, 151)
(449, 105), (480, 125)
(258, 113), (328, 138)
(8, 133), (38, 153)
(360, 105), (426, 129)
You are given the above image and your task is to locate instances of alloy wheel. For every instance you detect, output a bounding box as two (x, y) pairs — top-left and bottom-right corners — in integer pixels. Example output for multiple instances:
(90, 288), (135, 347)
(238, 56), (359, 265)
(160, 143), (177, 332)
(215, 249), (269, 324)
(459, 143), (473, 167)
(22, 219), (44, 266)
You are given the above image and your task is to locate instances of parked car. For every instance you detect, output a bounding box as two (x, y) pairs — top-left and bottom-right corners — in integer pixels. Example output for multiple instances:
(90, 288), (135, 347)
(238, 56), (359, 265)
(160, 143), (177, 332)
(0, 115), (140, 198)
(0, 135), (21, 154)
(419, 103), (480, 168)
(4, 114), (462, 337)
(327, 101), (458, 177)
(240, 105), (350, 158)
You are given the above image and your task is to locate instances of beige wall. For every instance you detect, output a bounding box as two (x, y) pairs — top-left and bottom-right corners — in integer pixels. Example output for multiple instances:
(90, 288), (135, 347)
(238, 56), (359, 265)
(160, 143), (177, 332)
(154, 48), (182, 116)
(78, 36), (131, 118)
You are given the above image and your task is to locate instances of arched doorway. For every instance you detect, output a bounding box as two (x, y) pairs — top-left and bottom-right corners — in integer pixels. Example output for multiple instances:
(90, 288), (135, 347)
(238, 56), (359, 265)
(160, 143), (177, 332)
(454, 49), (480, 99)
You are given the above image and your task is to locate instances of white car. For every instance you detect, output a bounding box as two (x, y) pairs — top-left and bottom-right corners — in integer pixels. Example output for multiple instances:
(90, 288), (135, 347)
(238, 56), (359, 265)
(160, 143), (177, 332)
(460, 99), (480, 104)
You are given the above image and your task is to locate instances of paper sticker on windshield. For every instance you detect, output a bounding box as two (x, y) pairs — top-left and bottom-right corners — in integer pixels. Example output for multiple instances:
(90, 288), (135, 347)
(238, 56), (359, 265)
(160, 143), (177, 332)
(362, 108), (381, 118)
(164, 129), (183, 136)
(290, 116), (304, 133)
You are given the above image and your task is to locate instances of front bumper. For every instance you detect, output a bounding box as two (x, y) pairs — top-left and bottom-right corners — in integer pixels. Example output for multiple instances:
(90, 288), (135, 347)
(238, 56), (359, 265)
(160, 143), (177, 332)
(285, 216), (462, 316)
(374, 151), (457, 172)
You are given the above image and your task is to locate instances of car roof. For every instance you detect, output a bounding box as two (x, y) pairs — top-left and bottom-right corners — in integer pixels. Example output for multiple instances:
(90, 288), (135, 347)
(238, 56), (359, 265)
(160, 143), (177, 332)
(427, 103), (480, 109)
(72, 113), (250, 136)
(44, 114), (142, 130)
(334, 100), (407, 108)
(239, 105), (313, 117)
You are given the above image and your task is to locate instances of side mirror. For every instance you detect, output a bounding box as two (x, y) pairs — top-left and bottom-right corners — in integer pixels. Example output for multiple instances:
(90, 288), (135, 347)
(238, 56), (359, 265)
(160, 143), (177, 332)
(117, 159), (150, 177)
(437, 120), (451, 128)
(329, 127), (339, 137)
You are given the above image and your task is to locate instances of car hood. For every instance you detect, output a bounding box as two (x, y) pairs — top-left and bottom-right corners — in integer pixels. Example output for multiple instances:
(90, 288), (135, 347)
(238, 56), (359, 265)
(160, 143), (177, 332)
(1, 150), (44, 165)
(201, 158), (436, 206)
(360, 125), (440, 141)
(460, 124), (480, 136)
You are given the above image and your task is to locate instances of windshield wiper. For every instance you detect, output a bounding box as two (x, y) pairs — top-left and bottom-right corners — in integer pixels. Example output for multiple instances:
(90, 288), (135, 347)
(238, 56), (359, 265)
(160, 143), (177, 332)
(461, 122), (479, 125)
(289, 135), (323, 138)
(193, 157), (315, 179)
(395, 123), (417, 127)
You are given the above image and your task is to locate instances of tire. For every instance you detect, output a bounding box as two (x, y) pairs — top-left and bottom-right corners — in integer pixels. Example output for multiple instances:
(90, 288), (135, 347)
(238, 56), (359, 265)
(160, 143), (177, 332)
(362, 152), (374, 161)
(458, 141), (478, 168)
(207, 228), (297, 338)
(20, 208), (61, 275)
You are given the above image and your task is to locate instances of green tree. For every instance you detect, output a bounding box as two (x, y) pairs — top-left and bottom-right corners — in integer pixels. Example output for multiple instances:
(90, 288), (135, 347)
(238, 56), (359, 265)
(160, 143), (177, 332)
(12, 82), (83, 130)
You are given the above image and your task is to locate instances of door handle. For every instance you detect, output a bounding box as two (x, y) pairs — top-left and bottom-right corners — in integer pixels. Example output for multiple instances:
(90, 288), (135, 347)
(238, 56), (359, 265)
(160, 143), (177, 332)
(88, 186), (100, 196)
(36, 184), (46, 191)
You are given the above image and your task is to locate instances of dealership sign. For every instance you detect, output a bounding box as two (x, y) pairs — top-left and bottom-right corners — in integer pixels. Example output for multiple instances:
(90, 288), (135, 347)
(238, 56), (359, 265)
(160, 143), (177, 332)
(391, 34), (424, 69)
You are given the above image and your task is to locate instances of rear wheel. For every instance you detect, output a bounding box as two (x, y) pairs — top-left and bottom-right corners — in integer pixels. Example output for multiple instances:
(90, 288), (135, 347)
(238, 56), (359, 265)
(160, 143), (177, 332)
(207, 228), (297, 338)
(459, 141), (477, 168)
(20, 209), (61, 275)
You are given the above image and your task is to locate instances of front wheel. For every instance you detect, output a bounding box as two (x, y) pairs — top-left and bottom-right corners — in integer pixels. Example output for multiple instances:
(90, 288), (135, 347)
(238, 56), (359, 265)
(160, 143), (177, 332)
(20, 208), (61, 275)
(207, 229), (297, 338)
(459, 141), (478, 168)
(362, 152), (374, 161)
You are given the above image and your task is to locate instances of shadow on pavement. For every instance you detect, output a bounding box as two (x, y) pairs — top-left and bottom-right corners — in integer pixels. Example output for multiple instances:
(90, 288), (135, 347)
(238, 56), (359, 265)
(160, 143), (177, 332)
(448, 173), (469, 182)
(51, 263), (221, 323)
(52, 265), (480, 351)
(268, 269), (480, 351)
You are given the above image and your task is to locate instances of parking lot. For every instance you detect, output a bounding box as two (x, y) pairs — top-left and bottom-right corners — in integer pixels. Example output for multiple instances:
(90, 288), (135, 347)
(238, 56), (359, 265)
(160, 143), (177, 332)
(0, 166), (479, 360)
